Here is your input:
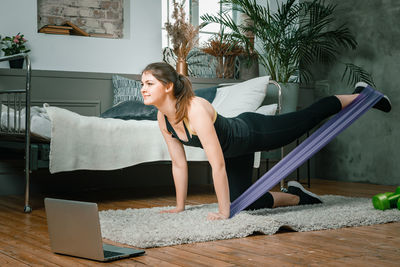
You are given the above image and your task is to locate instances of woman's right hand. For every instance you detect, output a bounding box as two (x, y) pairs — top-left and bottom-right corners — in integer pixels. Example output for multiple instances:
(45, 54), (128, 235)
(160, 207), (184, 214)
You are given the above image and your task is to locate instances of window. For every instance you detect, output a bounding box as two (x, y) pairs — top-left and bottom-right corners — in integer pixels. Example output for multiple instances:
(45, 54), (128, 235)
(161, 0), (234, 48)
(198, 0), (223, 45)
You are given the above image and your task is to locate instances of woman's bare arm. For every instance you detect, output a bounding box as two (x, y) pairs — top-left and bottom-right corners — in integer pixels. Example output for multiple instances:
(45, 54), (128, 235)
(188, 99), (230, 220)
(157, 111), (189, 213)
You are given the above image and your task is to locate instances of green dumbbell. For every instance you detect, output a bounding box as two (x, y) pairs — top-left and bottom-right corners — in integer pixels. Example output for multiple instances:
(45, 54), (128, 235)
(372, 186), (400, 210)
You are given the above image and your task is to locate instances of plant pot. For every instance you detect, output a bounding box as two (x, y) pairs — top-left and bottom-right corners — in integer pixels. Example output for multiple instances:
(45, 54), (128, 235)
(279, 82), (299, 114)
(215, 56), (236, 79)
(176, 57), (188, 76)
(9, 58), (24, 69)
(238, 55), (259, 80)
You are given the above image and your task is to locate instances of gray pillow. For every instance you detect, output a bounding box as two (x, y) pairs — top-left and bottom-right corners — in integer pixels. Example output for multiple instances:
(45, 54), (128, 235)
(112, 75), (143, 106)
(101, 100), (158, 121)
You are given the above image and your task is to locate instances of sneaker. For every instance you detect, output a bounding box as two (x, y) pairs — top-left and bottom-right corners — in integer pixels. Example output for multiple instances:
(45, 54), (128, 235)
(353, 82), (391, 113)
(287, 181), (322, 205)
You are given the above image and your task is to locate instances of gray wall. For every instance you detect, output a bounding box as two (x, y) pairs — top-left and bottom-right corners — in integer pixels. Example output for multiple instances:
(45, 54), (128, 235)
(313, 0), (399, 185)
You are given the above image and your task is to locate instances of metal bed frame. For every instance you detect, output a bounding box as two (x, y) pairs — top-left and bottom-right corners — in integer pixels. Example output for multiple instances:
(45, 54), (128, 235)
(266, 80), (286, 191)
(0, 53), (33, 213)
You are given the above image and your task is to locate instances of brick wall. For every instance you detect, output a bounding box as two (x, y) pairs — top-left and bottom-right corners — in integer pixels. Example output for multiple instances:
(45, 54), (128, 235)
(37, 0), (124, 38)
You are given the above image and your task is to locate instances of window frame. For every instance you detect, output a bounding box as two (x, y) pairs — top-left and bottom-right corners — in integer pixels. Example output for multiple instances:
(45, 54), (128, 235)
(162, 0), (235, 48)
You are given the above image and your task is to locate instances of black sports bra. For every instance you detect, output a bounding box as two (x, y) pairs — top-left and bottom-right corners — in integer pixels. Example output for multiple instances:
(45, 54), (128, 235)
(164, 111), (251, 158)
(164, 115), (203, 148)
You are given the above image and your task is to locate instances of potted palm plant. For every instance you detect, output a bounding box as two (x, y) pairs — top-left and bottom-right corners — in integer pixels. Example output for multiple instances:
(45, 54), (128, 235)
(201, 0), (373, 113)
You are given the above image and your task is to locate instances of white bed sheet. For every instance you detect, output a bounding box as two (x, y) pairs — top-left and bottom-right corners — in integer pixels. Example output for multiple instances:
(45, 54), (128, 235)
(0, 104), (51, 139)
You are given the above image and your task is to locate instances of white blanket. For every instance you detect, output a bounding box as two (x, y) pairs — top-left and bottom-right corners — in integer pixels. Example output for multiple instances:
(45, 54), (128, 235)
(45, 106), (261, 174)
(45, 106), (214, 173)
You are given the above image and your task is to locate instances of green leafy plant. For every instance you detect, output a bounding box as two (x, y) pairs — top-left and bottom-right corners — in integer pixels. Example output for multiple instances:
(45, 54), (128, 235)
(342, 63), (375, 87)
(1, 33), (31, 56)
(201, 0), (374, 86)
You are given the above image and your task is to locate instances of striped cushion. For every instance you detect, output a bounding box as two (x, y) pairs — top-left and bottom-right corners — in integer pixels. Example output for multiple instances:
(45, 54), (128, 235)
(112, 75), (143, 106)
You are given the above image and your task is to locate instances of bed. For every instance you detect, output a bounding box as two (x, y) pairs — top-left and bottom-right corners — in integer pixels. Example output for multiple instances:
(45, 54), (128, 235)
(0, 54), (282, 213)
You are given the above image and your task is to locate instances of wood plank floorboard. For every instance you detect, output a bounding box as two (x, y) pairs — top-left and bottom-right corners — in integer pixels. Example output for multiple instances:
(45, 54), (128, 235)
(0, 179), (399, 266)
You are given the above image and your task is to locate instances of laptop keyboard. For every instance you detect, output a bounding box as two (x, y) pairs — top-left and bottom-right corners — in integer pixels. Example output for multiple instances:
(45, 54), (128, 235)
(104, 250), (125, 258)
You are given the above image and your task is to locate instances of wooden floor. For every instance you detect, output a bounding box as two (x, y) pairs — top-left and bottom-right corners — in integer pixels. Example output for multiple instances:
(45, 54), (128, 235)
(0, 179), (399, 266)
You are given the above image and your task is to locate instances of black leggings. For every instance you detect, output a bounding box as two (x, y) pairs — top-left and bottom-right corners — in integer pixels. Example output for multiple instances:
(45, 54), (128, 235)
(226, 96), (342, 209)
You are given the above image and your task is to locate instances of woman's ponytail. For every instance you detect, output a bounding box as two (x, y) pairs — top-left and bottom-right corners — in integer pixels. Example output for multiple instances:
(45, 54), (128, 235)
(174, 74), (194, 123)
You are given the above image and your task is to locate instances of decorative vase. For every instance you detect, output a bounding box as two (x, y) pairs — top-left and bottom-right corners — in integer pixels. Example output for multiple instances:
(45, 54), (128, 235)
(9, 58), (24, 69)
(215, 56), (236, 79)
(176, 57), (188, 76)
(215, 56), (224, 78)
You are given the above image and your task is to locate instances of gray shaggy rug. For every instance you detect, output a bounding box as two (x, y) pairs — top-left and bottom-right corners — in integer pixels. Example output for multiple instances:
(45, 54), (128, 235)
(99, 195), (400, 248)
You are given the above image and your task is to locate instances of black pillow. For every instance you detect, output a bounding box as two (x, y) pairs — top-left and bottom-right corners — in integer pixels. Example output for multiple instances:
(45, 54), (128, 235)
(100, 100), (158, 121)
(194, 86), (218, 103)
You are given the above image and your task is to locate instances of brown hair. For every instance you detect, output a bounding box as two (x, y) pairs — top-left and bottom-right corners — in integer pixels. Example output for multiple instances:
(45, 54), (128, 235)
(142, 62), (194, 123)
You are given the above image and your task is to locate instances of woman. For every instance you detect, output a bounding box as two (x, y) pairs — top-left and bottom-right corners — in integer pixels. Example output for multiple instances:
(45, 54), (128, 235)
(140, 62), (391, 220)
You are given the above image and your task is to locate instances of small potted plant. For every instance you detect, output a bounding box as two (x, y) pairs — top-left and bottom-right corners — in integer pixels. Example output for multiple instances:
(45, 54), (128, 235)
(0, 33), (31, 68)
(202, 29), (244, 78)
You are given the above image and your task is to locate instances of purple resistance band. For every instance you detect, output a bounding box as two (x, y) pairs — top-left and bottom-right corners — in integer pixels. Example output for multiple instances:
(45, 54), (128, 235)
(230, 85), (383, 218)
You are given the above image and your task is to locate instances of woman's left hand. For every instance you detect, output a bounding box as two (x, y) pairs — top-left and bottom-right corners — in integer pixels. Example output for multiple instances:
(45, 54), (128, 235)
(207, 212), (229, 220)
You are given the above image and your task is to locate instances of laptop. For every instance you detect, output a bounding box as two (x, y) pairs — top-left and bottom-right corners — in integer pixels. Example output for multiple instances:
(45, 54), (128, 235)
(44, 198), (145, 262)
